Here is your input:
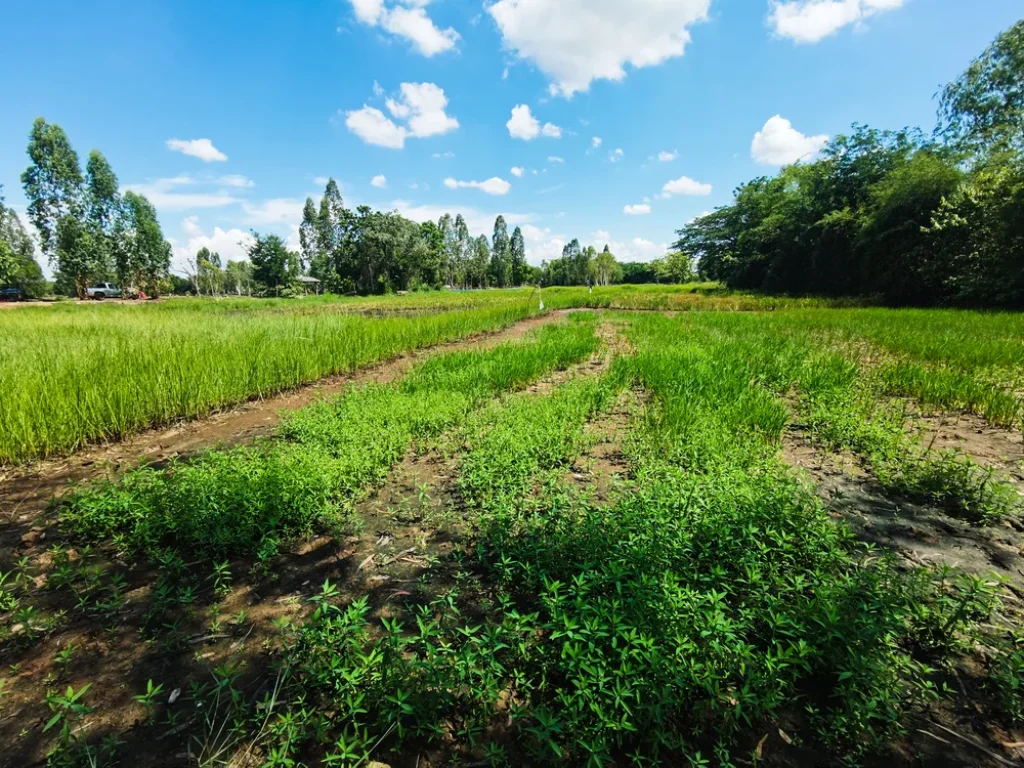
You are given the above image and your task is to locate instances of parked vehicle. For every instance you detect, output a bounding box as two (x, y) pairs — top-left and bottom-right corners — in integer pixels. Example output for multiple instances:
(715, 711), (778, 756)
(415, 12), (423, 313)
(0, 287), (26, 302)
(87, 283), (121, 299)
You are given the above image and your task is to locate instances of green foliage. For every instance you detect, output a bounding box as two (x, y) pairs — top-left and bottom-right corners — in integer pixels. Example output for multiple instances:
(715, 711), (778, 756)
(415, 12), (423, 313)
(59, 321), (599, 562)
(114, 191), (172, 295)
(677, 20), (1024, 308)
(248, 233), (299, 296)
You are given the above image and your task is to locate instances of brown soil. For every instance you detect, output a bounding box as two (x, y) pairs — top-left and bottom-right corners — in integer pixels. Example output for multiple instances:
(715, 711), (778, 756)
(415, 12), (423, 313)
(913, 411), (1024, 496)
(782, 427), (1024, 767)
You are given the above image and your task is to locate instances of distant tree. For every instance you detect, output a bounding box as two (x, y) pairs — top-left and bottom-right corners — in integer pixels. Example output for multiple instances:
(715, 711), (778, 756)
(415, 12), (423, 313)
(299, 197), (320, 272)
(454, 215), (472, 288)
(438, 213), (456, 287)
(195, 247), (224, 295)
(619, 261), (658, 284)
(509, 226), (527, 285)
(660, 251), (694, 284)
(593, 245), (621, 286)
(472, 235), (491, 288)
(248, 233), (299, 295)
(224, 260), (254, 296)
(114, 191), (172, 295)
(490, 215), (511, 287)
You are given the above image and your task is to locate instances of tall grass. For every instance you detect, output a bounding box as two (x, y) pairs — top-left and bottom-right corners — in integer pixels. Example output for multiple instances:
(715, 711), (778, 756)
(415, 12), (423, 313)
(0, 300), (535, 463)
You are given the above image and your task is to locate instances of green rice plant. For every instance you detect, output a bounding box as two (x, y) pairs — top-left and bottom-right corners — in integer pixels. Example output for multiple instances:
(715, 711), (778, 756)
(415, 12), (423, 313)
(59, 321), (600, 564)
(0, 299), (535, 463)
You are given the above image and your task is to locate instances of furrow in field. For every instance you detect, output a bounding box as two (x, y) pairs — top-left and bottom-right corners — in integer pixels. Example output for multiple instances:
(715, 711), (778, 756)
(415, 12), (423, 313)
(0, 311), (566, 538)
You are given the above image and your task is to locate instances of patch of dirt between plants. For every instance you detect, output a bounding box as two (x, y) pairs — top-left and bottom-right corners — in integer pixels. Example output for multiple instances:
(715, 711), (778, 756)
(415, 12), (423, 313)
(781, 427), (1024, 768)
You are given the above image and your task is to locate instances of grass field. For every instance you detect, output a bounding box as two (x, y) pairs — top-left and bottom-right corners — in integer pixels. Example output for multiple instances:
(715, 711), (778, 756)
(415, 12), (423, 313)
(1, 289), (1024, 767)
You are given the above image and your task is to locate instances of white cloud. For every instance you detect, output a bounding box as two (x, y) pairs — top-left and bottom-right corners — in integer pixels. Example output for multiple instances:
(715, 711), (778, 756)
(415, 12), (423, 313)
(166, 138), (228, 163)
(348, 0), (459, 56)
(371, 174), (387, 188)
(219, 174), (255, 188)
(171, 223), (255, 275)
(240, 198), (306, 225)
(389, 199), (533, 237)
(548, 156), (565, 164)
(443, 177), (512, 196)
(511, 167), (525, 177)
(124, 177), (240, 211)
(313, 176), (331, 186)
(623, 204), (651, 215)
(432, 151), (455, 159)
(658, 150), (678, 162)
(345, 82), (458, 149)
(609, 148), (624, 162)
(592, 137), (603, 149)
(488, 0), (710, 97)
(596, 231), (669, 262)
(751, 115), (828, 165)
(506, 104), (561, 141)
(769, 0), (904, 44)
(661, 175), (713, 196)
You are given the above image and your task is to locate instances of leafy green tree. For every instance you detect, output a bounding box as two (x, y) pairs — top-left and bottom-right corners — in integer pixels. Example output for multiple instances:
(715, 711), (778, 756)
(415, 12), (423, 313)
(195, 247), (224, 295)
(248, 233), (299, 295)
(114, 192), (172, 295)
(21, 118), (84, 260)
(472, 235), (490, 288)
(940, 20), (1024, 157)
(299, 197), (320, 272)
(510, 226), (527, 285)
(224, 260), (254, 296)
(490, 215), (511, 287)
(593, 245), (621, 286)
(454, 215), (471, 288)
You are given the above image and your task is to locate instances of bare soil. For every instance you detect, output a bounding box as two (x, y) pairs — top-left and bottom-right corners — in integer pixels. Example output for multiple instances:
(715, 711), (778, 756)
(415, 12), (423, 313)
(782, 422), (1024, 767)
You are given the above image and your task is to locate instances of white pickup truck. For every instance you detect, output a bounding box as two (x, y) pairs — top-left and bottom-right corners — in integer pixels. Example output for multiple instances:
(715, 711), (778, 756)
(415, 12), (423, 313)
(87, 283), (121, 299)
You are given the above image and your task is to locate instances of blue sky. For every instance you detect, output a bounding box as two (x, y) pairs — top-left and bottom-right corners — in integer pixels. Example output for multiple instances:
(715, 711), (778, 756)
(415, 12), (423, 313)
(1, 0), (1020, 274)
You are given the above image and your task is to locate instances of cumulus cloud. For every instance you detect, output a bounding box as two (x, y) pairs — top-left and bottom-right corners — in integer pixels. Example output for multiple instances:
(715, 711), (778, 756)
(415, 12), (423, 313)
(345, 82), (459, 149)
(506, 104), (561, 141)
(240, 198), (307, 225)
(443, 177), (512, 196)
(658, 150), (678, 162)
(371, 174), (387, 188)
(592, 137), (603, 149)
(348, 0), (460, 56)
(218, 174), (255, 188)
(511, 167), (525, 177)
(166, 138), (228, 162)
(171, 219), (255, 275)
(595, 231), (669, 262)
(623, 204), (651, 215)
(548, 156), (565, 164)
(769, 0), (904, 44)
(609, 148), (624, 162)
(661, 175), (713, 196)
(751, 115), (828, 165)
(488, 0), (710, 97)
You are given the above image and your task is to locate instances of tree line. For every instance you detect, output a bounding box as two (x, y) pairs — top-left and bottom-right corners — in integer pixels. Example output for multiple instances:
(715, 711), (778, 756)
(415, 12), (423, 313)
(677, 20), (1024, 308)
(12, 118), (172, 298)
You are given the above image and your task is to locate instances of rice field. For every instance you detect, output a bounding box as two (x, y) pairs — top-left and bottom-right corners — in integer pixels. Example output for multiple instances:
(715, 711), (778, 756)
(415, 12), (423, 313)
(1, 290), (1024, 767)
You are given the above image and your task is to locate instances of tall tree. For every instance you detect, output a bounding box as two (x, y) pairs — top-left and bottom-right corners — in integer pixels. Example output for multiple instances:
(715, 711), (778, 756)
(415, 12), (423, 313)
(454, 215), (471, 288)
(940, 20), (1024, 157)
(21, 118), (84, 260)
(594, 245), (620, 286)
(438, 213), (456, 287)
(85, 150), (120, 279)
(472, 235), (491, 288)
(298, 197), (320, 271)
(509, 226), (527, 285)
(114, 191), (172, 295)
(490, 215), (511, 287)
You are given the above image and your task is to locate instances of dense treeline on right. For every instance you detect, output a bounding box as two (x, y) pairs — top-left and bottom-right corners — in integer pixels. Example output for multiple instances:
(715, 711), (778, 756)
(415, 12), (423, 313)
(678, 20), (1024, 307)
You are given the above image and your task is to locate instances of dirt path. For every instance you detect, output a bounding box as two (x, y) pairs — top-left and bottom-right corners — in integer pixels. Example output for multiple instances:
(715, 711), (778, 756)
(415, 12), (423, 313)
(0, 312), (565, 541)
